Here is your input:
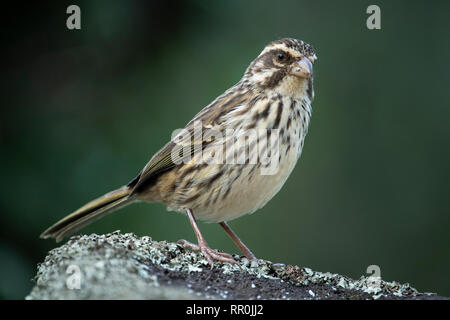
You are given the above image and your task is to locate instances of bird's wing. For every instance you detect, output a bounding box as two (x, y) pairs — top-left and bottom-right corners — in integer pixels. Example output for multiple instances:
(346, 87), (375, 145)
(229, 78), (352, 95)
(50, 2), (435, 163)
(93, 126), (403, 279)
(129, 127), (215, 194)
(129, 139), (189, 194)
(129, 86), (255, 194)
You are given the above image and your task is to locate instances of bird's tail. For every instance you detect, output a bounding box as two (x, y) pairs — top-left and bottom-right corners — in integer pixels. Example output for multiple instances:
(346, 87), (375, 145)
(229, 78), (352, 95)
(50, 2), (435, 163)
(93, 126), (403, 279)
(40, 186), (134, 242)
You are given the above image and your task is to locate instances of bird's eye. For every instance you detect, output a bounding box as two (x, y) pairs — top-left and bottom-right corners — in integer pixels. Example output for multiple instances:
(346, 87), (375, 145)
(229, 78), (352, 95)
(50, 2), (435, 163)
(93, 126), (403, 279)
(277, 52), (286, 61)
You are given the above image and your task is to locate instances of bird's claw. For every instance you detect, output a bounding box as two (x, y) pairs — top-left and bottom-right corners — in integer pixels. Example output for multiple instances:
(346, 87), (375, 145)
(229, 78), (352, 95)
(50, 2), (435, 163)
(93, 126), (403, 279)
(177, 239), (241, 269)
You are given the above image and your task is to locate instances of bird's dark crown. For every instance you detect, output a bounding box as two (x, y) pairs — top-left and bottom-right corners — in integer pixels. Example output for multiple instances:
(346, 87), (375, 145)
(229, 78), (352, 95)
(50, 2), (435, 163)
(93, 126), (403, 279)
(267, 38), (316, 58)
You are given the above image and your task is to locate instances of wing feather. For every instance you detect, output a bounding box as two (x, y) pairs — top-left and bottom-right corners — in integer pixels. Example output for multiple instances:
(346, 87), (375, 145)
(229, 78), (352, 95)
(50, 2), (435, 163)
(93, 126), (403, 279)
(130, 85), (254, 195)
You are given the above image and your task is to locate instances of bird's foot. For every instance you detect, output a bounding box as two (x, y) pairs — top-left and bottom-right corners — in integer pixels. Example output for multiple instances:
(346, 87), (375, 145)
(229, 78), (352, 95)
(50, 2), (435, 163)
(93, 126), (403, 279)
(177, 239), (240, 269)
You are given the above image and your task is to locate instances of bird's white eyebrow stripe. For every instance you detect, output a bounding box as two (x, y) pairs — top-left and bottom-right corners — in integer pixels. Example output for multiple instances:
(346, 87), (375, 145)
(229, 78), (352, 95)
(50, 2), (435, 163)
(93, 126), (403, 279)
(260, 44), (302, 58)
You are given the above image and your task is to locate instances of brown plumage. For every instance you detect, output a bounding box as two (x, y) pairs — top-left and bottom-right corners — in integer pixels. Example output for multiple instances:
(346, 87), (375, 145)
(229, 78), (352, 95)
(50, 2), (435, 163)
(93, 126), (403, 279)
(41, 38), (317, 268)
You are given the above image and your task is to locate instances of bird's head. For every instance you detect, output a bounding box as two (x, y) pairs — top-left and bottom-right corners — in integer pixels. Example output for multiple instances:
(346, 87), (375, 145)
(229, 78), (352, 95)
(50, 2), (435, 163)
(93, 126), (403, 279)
(244, 38), (317, 101)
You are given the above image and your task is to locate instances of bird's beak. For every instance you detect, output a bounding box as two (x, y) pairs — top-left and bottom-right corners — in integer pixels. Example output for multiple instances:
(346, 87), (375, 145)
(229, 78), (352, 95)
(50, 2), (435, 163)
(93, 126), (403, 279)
(290, 57), (313, 78)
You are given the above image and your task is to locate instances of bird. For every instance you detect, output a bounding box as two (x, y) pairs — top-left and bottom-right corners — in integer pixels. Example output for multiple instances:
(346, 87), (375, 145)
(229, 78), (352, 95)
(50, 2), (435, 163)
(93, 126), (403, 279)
(41, 38), (317, 268)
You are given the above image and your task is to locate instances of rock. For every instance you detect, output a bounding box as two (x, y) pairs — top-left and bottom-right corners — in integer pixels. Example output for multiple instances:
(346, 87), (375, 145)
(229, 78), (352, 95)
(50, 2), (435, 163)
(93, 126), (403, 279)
(26, 231), (447, 300)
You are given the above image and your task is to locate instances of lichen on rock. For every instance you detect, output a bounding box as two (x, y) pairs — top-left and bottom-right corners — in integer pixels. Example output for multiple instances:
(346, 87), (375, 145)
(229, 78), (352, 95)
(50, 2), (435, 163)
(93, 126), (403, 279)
(26, 231), (447, 300)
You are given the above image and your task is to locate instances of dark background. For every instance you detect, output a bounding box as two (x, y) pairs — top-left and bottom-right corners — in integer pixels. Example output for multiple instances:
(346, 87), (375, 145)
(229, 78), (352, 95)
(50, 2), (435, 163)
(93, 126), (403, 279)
(1, 0), (449, 299)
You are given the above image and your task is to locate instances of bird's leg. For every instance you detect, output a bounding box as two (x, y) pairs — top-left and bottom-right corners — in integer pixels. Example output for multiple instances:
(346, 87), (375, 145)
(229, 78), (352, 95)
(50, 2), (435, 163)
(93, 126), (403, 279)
(219, 221), (258, 261)
(178, 208), (239, 269)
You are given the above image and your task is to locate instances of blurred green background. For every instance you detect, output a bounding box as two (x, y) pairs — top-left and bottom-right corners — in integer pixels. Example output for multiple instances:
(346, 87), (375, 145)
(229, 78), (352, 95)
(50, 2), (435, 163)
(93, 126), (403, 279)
(1, 0), (449, 299)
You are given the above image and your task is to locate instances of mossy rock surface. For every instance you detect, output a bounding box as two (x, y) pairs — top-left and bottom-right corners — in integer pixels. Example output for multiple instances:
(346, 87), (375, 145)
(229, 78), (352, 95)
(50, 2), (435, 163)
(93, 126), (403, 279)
(26, 231), (447, 300)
